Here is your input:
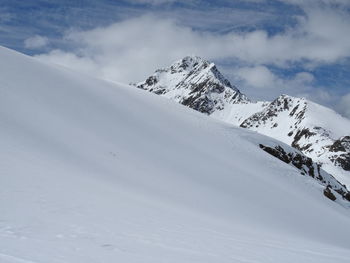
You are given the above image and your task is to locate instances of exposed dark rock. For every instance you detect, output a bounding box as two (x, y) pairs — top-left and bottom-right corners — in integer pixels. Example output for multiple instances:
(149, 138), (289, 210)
(329, 136), (350, 153)
(153, 88), (166, 95)
(259, 144), (316, 178)
(330, 153), (350, 171)
(259, 144), (290, 164)
(291, 128), (317, 151)
(327, 137), (350, 171)
(259, 143), (350, 203)
(181, 94), (213, 114)
(289, 105), (299, 116)
(145, 76), (158, 86)
(240, 95), (304, 129)
(324, 187), (336, 201)
(344, 192), (350, 202)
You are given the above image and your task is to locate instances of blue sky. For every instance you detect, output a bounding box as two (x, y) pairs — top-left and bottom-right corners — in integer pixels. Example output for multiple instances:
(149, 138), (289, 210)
(1, 0), (350, 117)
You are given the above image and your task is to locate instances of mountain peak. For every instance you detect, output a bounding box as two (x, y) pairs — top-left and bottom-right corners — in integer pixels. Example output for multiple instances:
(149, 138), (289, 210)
(270, 94), (307, 111)
(136, 56), (248, 114)
(172, 55), (210, 71)
(275, 94), (306, 103)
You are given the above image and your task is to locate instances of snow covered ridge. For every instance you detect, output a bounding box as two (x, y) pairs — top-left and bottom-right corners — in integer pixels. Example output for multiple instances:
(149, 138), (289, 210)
(135, 56), (248, 114)
(241, 94), (350, 187)
(136, 57), (350, 187)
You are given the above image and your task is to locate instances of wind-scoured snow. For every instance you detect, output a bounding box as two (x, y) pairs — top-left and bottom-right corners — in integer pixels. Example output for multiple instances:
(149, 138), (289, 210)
(1, 47), (350, 262)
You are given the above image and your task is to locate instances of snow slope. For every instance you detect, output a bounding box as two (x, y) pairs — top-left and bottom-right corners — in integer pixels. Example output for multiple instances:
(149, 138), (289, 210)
(1, 46), (350, 262)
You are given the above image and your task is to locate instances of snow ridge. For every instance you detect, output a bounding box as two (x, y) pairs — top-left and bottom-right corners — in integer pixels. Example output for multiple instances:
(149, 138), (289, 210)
(241, 94), (350, 186)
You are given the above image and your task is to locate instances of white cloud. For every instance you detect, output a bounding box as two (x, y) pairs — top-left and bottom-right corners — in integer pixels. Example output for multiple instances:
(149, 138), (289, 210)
(34, 5), (350, 117)
(37, 15), (216, 83)
(24, 35), (49, 49)
(26, 0), (350, 122)
(337, 93), (350, 119)
(236, 66), (278, 89)
(232, 65), (316, 99)
(36, 4), (350, 83)
(293, 72), (315, 86)
(37, 50), (98, 74)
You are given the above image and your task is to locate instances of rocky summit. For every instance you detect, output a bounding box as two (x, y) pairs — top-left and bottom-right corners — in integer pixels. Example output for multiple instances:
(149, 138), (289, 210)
(136, 56), (248, 114)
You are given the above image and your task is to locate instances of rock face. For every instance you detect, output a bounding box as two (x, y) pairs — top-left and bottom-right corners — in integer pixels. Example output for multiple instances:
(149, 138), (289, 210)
(328, 136), (350, 171)
(136, 56), (249, 115)
(259, 143), (350, 203)
(135, 56), (350, 187)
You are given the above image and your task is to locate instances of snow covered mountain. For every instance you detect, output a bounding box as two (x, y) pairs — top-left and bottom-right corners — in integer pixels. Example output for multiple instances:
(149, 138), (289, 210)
(136, 57), (350, 187)
(2, 46), (350, 262)
(136, 56), (249, 115)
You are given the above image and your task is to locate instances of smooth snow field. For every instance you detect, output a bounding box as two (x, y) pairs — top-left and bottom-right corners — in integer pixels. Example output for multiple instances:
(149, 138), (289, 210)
(1, 46), (350, 262)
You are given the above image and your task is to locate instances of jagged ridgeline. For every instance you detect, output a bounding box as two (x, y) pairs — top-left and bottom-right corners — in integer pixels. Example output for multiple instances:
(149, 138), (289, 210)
(136, 56), (248, 114)
(135, 56), (350, 189)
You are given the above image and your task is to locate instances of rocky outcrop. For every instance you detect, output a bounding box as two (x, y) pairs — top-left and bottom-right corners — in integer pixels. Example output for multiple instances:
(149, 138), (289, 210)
(328, 136), (350, 171)
(259, 143), (350, 203)
(241, 95), (306, 130)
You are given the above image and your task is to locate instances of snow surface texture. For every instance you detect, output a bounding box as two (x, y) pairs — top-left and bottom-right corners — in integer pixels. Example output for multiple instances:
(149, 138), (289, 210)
(1, 47), (350, 262)
(137, 57), (350, 187)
